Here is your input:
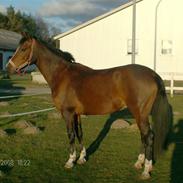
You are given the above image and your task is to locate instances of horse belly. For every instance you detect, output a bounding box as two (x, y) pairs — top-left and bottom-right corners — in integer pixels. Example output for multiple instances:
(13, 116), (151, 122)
(82, 96), (126, 115)
(76, 70), (126, 115)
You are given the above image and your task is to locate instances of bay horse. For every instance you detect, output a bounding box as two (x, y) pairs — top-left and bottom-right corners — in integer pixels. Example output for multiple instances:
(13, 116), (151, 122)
(6, 33), (172, 180)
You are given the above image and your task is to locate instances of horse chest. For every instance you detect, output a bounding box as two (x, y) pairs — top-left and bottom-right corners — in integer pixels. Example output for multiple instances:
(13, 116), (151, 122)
(52, 87), (83, 113)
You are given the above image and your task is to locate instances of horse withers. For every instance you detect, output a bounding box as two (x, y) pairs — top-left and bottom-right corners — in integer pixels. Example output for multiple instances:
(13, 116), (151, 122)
(6, 32), (172, 180)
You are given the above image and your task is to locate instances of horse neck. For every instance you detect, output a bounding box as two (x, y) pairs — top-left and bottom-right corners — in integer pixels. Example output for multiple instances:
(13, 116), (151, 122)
(35, 43), (69, 89)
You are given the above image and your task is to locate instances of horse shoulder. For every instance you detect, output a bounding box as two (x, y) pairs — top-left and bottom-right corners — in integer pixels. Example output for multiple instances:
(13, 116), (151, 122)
(52, 71), (84, 113)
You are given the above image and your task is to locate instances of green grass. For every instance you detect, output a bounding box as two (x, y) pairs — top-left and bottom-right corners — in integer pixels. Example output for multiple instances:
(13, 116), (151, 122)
(0, 76), (183, 183)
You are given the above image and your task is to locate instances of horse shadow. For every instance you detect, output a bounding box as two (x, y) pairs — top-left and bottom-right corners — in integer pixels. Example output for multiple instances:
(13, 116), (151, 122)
(86, 108), (132, 160)
(86, 104), (175, 163)
(170, 119), (183, 183)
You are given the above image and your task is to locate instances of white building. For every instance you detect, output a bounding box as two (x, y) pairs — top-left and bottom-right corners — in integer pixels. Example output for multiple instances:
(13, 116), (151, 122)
(0, 29), (21, 71)
(54, 0), (183, 79)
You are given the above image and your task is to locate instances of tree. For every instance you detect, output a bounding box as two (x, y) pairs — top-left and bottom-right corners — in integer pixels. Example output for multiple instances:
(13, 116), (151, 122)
(34, 16), (50, 40)
(0, 13), (8, 28)
(49, 26), (62, 38)
(0, 6), (61, 43)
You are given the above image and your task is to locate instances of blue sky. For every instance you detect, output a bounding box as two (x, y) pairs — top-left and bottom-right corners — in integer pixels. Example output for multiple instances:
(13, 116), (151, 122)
(0, 0), (129, 33)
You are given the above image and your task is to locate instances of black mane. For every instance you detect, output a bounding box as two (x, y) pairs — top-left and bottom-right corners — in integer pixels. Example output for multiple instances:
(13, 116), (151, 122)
(19, 37), (75, 63)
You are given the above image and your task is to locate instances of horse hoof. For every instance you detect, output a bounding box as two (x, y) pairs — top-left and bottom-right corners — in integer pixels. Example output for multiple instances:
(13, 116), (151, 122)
(64, 162), (74, 169)
(134, 162), (143, 170)
(140, 172), (151, 180)
(77, 158), (86, 165)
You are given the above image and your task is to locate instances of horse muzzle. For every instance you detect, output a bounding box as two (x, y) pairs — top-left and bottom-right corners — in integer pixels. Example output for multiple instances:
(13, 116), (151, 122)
(6, 60), (17, 74)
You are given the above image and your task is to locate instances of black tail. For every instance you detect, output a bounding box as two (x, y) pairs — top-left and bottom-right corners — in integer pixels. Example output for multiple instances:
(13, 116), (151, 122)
(152, 75), (173, 160)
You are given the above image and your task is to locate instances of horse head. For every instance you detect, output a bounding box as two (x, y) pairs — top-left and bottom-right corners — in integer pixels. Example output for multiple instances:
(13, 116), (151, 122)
(6, 32), (36, 74)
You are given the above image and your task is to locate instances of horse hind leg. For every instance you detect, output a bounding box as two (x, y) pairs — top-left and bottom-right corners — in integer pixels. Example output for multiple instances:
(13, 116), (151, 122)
(73, 115), (86, 165)
(142, 130), (154, 180)
(131, 92), (156, 179)
(136, 117), (154, 180)
(134, 145), (145, 170)
(134, 123), (150, 170)
(134, 123), (146, 171)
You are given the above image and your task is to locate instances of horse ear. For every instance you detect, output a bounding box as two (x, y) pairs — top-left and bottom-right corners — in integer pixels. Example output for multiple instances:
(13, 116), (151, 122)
(21, 32), (31, 39)
(21, 32), (27, 38)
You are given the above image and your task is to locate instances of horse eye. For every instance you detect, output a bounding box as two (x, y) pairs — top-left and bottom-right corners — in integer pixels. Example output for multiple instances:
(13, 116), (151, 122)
(21, 48), (26, 52)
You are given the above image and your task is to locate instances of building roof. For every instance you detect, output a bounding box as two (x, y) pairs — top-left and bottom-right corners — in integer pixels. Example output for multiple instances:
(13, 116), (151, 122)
(0, 29), (21, 51)
(54, 0), (143, 40)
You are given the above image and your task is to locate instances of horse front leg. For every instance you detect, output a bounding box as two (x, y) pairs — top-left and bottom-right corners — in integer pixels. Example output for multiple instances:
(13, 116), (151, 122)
(62, 110), (77, 169)
(74, 115), (86, 165)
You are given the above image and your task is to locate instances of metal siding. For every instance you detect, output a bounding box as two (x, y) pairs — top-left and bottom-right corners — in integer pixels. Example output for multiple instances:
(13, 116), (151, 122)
(59, 6), (132, 69)
(58, 0), (183, 75)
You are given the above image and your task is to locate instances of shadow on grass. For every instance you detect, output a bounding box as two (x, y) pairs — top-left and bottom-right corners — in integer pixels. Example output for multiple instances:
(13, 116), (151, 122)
(170, 119), (183, 183)
(86, 108), (132, 160)
(4, 128), (16, 135)
(38, 126), (46, 131)
(0, 165), (14, 175)
(0, 76), (25, 100)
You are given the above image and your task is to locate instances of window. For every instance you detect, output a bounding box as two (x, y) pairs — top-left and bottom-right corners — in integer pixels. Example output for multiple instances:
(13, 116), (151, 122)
(161, 40), (173, 55)
(127, 39), (139, 55)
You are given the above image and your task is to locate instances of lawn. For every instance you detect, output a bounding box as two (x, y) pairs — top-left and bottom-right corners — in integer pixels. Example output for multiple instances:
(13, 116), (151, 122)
(0, 75), (183, 183)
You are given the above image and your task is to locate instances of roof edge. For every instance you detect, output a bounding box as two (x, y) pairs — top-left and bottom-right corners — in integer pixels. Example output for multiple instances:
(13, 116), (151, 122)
(54, 0), (143, 40)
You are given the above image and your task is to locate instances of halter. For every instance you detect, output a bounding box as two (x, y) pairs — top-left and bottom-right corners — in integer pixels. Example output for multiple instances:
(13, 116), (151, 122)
(8, 39), (35, 75)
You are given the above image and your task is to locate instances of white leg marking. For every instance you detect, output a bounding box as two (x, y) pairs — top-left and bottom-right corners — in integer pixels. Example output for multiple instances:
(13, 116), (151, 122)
(141, 159), (153, 180)
(134, 153), (145, 169)
(77, 147), (86, 165)
(64, 150), (76, 169)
